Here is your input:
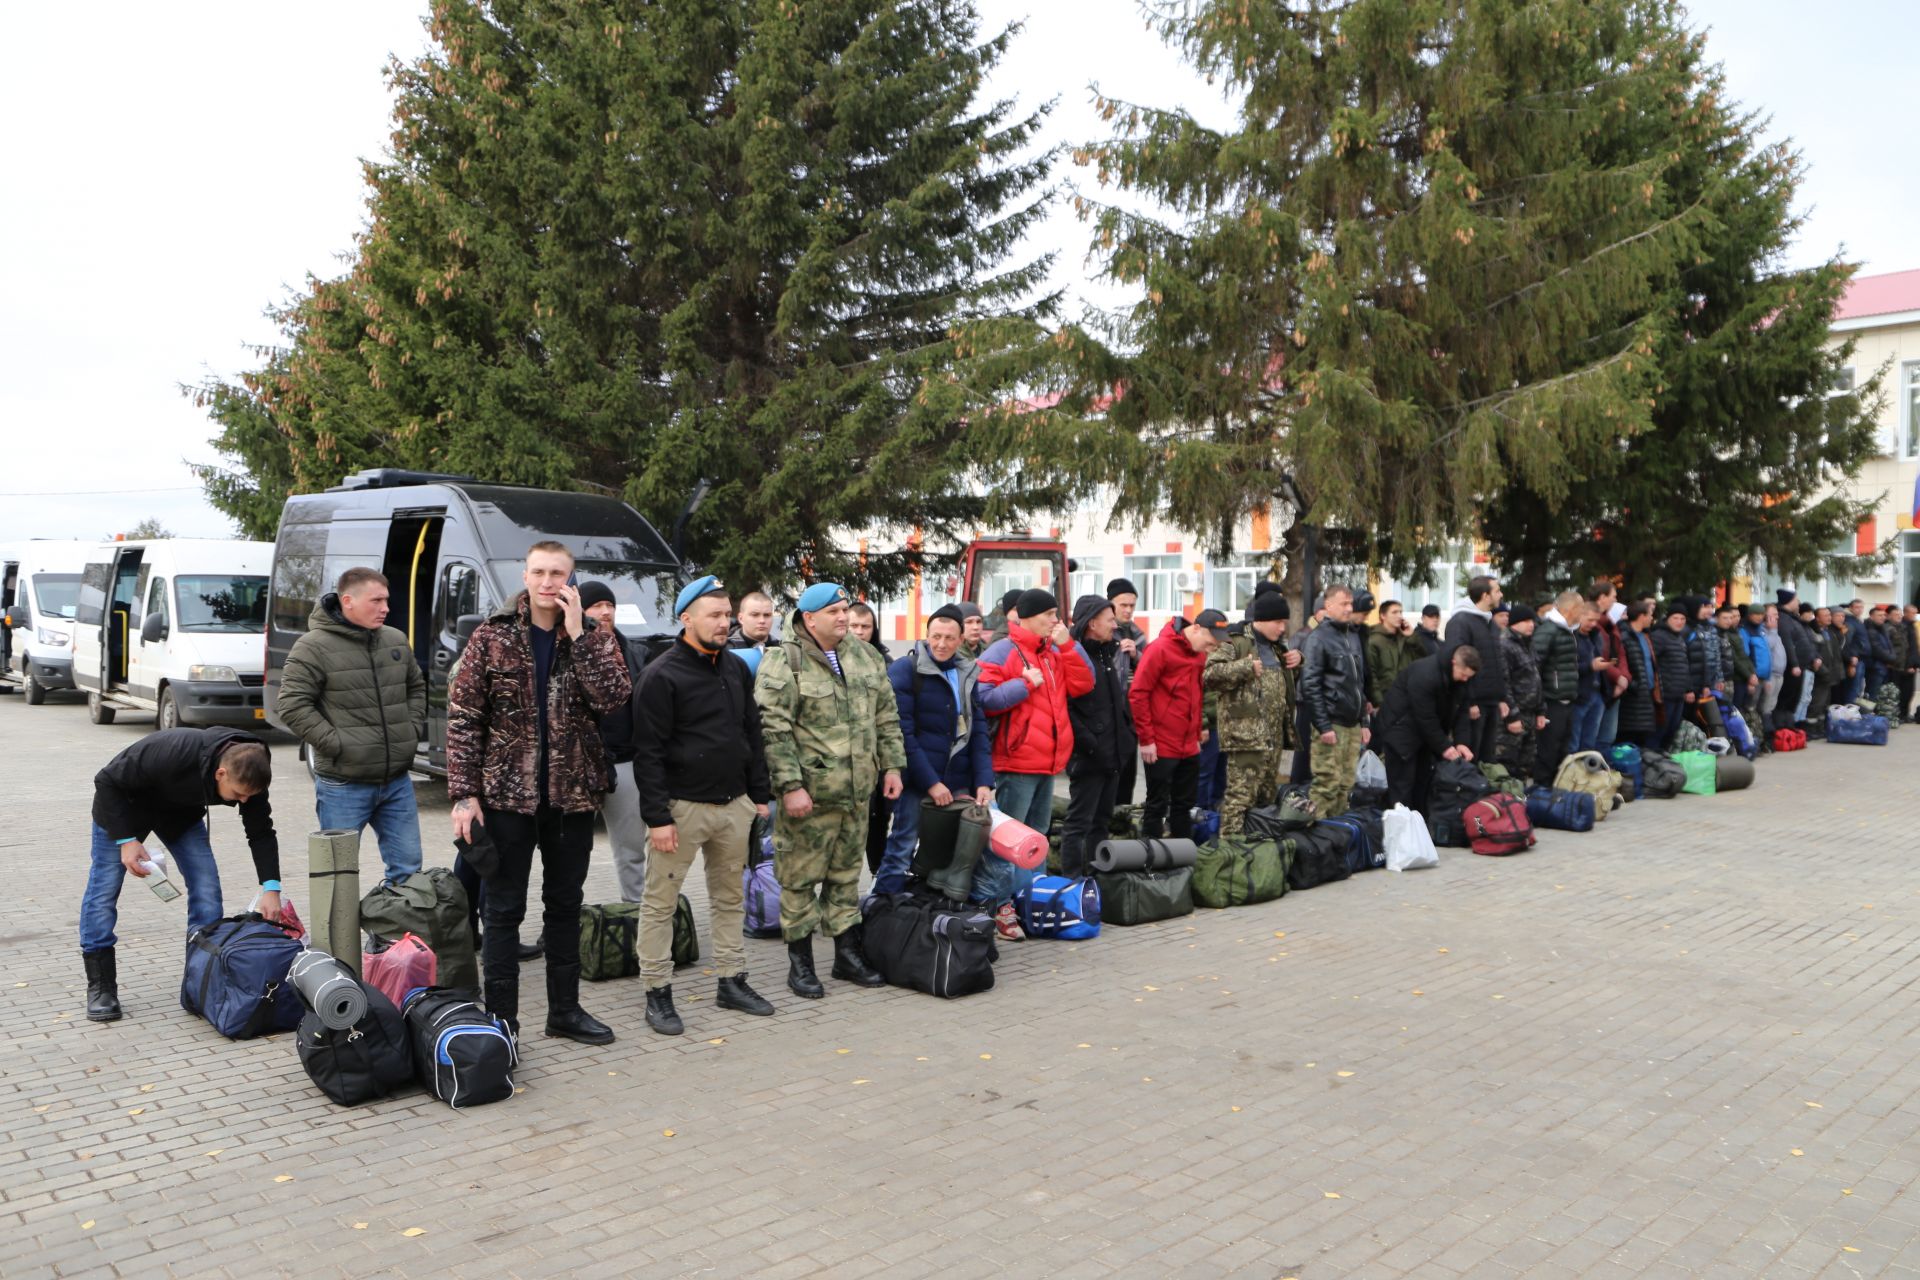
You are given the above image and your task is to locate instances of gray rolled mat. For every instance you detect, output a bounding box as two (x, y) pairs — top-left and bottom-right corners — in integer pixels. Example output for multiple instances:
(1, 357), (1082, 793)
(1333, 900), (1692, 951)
(1092, 837), (1199, 874)
(289, 950), (367, 1031)
(308, 829), (361, 978)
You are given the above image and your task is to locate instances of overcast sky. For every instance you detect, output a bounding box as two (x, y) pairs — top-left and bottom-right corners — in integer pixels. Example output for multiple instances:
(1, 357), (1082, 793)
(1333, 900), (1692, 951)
(1, 0), (1909, 545)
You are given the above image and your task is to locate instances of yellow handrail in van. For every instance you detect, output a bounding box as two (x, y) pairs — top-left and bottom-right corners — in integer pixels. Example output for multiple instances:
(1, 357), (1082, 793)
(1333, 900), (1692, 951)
(407, 521), (432, 649)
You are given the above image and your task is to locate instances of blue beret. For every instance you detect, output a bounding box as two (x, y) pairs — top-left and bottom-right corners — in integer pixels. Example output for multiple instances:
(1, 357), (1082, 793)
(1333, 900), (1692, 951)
(732, 647), (763, 677)
(674, 574), (727, 616)
(796, 582), (851, 613)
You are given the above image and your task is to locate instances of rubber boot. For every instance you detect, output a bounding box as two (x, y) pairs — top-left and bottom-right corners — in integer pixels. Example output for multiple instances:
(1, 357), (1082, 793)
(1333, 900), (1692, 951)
(716, 974), (774, 1016)
(830, 926), (886, 988)
(84, 949), (122, 1023)
(543, 962), (614, 1045)
(644, 986), (684, 1036)
(787, 937), (824, 999)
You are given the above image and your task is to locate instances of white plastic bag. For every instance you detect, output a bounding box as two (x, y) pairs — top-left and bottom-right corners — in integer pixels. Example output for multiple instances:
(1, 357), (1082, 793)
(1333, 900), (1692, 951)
(1384, 803), (1439, 872)
(1356, 750), (1389, 791)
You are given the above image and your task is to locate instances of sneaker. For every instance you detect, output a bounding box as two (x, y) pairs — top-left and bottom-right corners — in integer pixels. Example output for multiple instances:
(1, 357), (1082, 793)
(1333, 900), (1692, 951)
(993, 902), (1025, 942)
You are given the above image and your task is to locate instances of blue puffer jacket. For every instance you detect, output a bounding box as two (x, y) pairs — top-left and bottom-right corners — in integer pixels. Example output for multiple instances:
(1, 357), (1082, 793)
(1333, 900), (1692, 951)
(1740, 622), (1773, 681)
(887, 642), (994, 795)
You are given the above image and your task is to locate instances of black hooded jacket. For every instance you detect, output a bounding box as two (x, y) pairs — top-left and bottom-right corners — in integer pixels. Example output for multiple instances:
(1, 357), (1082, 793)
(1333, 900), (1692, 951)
(1067, 594), (1136, 773)
(92, 728), (280, 882)
(1375, 652), (1464, 758)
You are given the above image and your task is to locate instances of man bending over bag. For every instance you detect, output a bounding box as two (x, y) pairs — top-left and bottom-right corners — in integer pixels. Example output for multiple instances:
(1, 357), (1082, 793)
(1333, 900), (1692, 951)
(80, 728), (281, 1023)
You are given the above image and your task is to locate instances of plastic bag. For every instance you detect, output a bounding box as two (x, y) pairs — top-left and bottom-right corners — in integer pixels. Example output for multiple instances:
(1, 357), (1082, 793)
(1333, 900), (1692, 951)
(1383, 804), (1439, 872)
(1829, 703), (1861, 722)
(1356, 750), (1389, 791)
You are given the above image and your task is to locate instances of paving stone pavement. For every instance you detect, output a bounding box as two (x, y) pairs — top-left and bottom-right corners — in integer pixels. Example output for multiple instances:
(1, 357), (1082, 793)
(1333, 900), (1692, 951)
(4, 691), (1920, 1278)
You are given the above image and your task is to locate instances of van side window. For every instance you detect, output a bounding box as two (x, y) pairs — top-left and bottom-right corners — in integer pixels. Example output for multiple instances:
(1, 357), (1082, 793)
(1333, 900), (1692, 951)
(442, 564), (480, 632)
(76, 561), (111, 627)
(271, 556), (323, 635)
(145, 577), (168, 626)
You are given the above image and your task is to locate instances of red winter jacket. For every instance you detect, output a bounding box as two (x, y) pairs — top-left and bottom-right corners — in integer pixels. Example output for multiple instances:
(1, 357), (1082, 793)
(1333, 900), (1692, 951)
(1128, 619), (1207, 759)
(976, 623), (1096, 776)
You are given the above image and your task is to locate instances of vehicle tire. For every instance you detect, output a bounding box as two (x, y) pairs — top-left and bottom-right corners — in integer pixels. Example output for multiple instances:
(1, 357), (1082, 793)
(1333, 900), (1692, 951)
(157, 687), (180, 731)
(24, 670), (46, 705)
(88, 692), (116, 725)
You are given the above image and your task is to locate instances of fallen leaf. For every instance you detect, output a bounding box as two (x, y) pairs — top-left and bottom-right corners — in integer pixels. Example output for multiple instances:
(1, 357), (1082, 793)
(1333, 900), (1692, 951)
(402, 1227), (426, 1237)
(1436, 948), (1448, 954)
(1142, 1077), (1153, 1082)
(1492, 995), (1505, 1000)
(80, 1220), (94, 1230)
(204, 1149), (223, 1157)
(274, 1175), (294, 1183)
(1843, 1189), (1853, 1195)
(12, 982), (25, 988)
(1273, 932), (1286, 938)
(915, 1056), (928, 1061)
(662, 1129), (676, 1138)
(138, 1084), (155, 1093)
(1076, 1043), (1091, 1049)
(1305, 1062), (1317, 1068)
(606, 1071), (618, 1076)
(1143, 985), (1159, 991)
(979, 1053), (992, 1060)
(1324, 1192), (1341, 1199)
(34, 1106), (48, 1114)
(353, 1223), (368, 1230)
(1231, 1106), (1242, 1112)
(514, 1088), (526, 1095)
(1336, 1071), (1354, 1078)
(128, 1108), (144, 1116)
(1806, 1101), (1824, 1108)
(1791, 1149), (1804, 1156)
(1844, 1246), (1861, 1253)
(852, 1079), (871, 1085)
(836, 1048), (852, 1055)
(1412, 990), (1425, 996)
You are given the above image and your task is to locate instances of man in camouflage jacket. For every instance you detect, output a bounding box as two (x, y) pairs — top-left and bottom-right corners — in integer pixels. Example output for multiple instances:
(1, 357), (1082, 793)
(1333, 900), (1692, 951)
(754, 583), (907, 999)
(1203, 591), (1296, 836)
(448, 541), (631, 1046)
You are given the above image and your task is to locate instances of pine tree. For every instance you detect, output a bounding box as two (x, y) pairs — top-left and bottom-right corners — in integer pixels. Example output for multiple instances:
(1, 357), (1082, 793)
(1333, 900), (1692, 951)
(191, 0), (1067, 594)
(1055, 0), (1713, 603)
(1477, 43), (1883, 597)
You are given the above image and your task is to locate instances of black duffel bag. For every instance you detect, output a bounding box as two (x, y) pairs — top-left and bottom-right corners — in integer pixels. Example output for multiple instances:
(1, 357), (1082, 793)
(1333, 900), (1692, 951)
(1639, 749), (1687, 799)
(860, 892), (997, 998)
(1427, 757), (1494, 846)
(296, 981), (414, 1107)
(1285, 825), (1353, 891)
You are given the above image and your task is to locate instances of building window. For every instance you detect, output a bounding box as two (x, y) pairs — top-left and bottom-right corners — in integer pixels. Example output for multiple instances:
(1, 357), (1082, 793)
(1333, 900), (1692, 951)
(1070, 556), (1105, 603)
(1904, 362), (1920, 459)
(1209, 553), (1268, 615)
(1124, 553), (1184, 613)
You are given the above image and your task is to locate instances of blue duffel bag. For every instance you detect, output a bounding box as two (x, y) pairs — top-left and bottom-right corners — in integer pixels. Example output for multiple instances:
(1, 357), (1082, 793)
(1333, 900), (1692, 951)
(1525, 787), (1597, 833)
(1828, 712), (1889, 746)
(1015, 875), (1101, 940)
(181, 914), (304, 1039)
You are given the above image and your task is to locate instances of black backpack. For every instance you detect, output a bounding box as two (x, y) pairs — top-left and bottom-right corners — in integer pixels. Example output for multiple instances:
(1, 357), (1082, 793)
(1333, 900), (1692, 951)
(1323, 808), (1385, 872)
(1286, 825), (1353, 891)
(1427, 758), (1494, 846)
(403, 987), (517, 1108)
(295, 982), (414, 1107)
(859, 892), (997, 998)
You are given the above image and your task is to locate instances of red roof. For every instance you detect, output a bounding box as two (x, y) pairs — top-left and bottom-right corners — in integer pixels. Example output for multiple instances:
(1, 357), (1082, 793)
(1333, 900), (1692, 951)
(1836, 268), (1920, 322)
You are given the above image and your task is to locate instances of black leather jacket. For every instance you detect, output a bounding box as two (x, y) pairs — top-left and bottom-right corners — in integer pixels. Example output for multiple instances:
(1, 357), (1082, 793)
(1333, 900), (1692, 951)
(1298, 619), (1367, 732)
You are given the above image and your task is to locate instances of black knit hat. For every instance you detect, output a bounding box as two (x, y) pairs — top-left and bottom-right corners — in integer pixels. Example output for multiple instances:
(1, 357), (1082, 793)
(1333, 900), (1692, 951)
(1507, 603), (1537, 627)
(576, 581), (617, 612)
(1106, 577), (1139, 600)
(927, 604), (966, 628)
(1251, 590), (1290, 622)
(1776, 588), (1797, 607)
(1015, 588), (1059, 619)
(1664, 599), (1689, 619)
(1421, 603), (1440, 618)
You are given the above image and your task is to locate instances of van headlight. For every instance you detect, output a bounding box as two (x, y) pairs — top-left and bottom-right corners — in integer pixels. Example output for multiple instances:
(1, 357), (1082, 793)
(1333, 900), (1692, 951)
(189, 665), (239, 682)
(37, 628), (70, 646)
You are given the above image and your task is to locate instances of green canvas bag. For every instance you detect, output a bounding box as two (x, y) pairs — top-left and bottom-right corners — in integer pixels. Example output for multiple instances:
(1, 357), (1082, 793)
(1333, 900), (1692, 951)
(360, 868), (477, 993)
(1191, 838), (1290, 908)
(1093, 867), (1196, 925)
(580, 902), (641, 981)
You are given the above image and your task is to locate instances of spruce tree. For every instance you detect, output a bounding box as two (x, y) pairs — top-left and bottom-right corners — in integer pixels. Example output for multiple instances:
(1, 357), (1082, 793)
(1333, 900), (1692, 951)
(1056, 0), (1713, 601)
(191, 0), (1066, 594)
(1477, 44), (1883, 596)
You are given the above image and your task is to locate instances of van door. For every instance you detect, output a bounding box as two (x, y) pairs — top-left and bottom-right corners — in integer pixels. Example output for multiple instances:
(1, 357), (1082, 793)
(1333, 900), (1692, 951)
(72, 558), (112, 691)
(426, 559), (488, 769)
(380, 512), (446, 671)
(1, 559), (17, 674)
(130, 573), (168, 698)
(104, 548), (147, 691)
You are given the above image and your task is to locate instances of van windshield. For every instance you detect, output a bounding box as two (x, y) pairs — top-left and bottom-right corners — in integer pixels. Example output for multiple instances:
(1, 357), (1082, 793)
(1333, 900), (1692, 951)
(31, 574), (81, 619)
(564, 561), (678, 635)
(175, 576), (270, 633)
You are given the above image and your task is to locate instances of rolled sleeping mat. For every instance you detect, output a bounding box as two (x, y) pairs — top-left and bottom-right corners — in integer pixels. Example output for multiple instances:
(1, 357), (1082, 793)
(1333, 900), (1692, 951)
(1714, 755), (1756, 792)
(308, 829), (362, 978)
(1091, 837), (1200, 874)
(288, 949), (368, 1031)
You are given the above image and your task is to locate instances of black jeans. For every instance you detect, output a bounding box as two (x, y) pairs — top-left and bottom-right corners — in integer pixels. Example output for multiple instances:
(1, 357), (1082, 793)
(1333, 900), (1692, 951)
(1062, 766), (1122, 878)
(480, 804), (595, 1011)
(1453, 699), (1503, 762)
(1141, 755), (1199, 839)
(1382, 745), (1432, 814)
(1535, 701), (1574, 780)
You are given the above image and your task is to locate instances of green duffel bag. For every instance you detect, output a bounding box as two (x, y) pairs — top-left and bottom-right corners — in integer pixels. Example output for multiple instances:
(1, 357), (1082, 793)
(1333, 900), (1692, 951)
(361, 868), (478, 994)
(1192, 837), (1290, 908)
(580, 902), (640, 981)
(1093, 867), (1196, 926)
(673, 894), (700, 968)
(1672, 750), (1718, 796)
(1477, 762), (1527, 799)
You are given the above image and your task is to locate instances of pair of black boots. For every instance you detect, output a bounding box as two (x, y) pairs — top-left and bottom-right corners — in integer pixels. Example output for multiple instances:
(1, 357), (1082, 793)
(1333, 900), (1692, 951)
(486, 962), (614, 1046)
(645, 973), (774, 1036)
(786, 927), (884, 999)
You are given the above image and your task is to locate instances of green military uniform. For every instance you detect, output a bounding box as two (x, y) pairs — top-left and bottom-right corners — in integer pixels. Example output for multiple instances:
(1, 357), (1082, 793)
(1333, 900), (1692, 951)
(754, 622), (907, 942)
(1204, 624), (1293, 837)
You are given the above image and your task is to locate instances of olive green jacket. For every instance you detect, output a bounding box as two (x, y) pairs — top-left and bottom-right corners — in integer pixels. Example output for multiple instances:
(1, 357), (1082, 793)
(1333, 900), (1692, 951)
(1365, 624), (1424, 709)
(278, 595), (426, 783)
(754, 615), (908, 812)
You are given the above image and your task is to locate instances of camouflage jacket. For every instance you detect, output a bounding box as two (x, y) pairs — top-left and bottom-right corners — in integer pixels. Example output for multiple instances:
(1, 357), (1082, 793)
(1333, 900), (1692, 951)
(446, 594), (633, 815)
(1202, 624), (1293, 753)
(754, 616), (908, 813)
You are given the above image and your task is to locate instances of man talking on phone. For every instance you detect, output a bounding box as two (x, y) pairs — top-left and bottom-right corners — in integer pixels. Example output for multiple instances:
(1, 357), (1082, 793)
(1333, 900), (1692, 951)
(447, 541), (632, 1047)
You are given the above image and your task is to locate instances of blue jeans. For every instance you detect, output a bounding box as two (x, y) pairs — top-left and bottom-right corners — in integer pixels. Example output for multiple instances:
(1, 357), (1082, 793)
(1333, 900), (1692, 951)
(970, 772), (1053, 908)
(875, 790), (923, 896)
(1597, 699), (1621, 752)
(1571, 692), (1606, 754)
(1197, 734), (1225, 810)
(314, 773), (423, 883)
(79, 821), (222, 952)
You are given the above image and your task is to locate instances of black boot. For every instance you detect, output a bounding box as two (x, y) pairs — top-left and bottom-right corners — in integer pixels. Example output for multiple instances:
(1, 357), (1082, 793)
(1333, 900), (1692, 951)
(716, 973), (774, 1016)
(644, 986), (684, 1036)
(543, 963), (614, 1045)
(83, 949), (121, 1023)
(787, 937), (824, 999)
(484, 978), (520, 1038)
(830, 926), (886, 988)
(519, 930), (545, 961)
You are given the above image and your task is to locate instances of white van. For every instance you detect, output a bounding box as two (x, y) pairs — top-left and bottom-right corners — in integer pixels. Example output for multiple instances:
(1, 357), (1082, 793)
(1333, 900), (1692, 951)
(1, 540), (93, 704)
(71, 539), (275, 728)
